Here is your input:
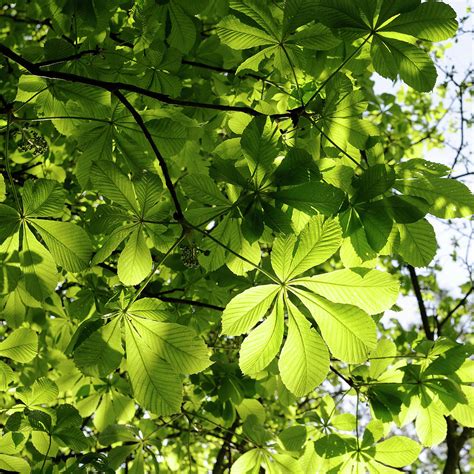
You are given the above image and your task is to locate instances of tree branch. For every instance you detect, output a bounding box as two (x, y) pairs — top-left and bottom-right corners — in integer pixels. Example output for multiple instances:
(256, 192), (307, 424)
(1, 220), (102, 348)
(156, 295), (224, 311)
(113, 90), (185, 223)
(438, 285), (473, 331)
(0, 43), (270, 117)
(407, 265), (434, 340)
(443, 418), (472, 474)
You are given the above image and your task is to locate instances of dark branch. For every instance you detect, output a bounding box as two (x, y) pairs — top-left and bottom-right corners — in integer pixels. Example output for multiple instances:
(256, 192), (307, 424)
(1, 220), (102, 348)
(438, 285), (473, 331)
(113, 90), (185, 223)
(407, 265), (434, 340)
(156, 295), (224, 311)
(0, 43), (268, 117)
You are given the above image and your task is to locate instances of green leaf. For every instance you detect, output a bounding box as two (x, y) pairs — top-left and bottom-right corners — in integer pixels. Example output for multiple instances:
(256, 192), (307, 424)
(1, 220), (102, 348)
(294, 289), (377, 363)
(374, 436), (421, 467)
(91, 161), (140, 213)
(279, 299), (329, 396)
(221, 285), (280, 336)
(21, 179), (66, 218)
(129, 318), (210, 374)
(383, 2), (457, 41)
(181, 174), (230, 206)
(30, 219), (92, 272)
(272, 182), (345, 215)
(241, 117), (280, 180)
(0, 360), (14, 390)
(74, 319), (123, 377)
(217, 16), (277, 49)
(133, 172), (163, 218)
(294, 268), (400, 314)
(117, 228), (152, 286)
(16, 377), (58, 406)
(375, 38), (436, 92)
(0, 454), (30, 474)
(239, 297), (284, 376)
(168, 2), (195, 53)
(395, 177), (474, 219)
(125, 321), (182, 416)
(289, 23), (341, 50)
(0, 328), (38, 363)
(0, 205), (20, 244)
(275, 216), (342, 281)
(127, 297), (170, 322)
(0, 174), (5, 202)
(398, 219), (437, 267)
(230, 0), (280, 38)
(147, 119), (187, 157)
(231, 448), (262, 474)
(415, 401), (447, 447)
(353, 164), (395, 202)
(20, 226), (58, 300)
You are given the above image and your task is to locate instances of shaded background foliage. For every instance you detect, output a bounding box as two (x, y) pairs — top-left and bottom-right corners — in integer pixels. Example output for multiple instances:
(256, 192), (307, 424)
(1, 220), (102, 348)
(0, 1), (472, 473)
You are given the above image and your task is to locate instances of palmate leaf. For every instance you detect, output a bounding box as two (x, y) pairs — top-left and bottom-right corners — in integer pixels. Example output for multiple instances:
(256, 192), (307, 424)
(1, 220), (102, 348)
(21, 179), (66, 218)
(415, 399), (447, 447)
(380, 1), (457, 41)
(272, 182), (345, 216)
(125, 321), (182, 416)
(372, 37), (437, 92)
(0, 454), (30, 474)
(279, 299), (329, 396)
(91, 161), (140, 214)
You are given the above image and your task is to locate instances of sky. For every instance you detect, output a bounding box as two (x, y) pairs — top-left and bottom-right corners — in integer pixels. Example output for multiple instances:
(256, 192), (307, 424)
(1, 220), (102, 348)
(378, 0), (473, 328)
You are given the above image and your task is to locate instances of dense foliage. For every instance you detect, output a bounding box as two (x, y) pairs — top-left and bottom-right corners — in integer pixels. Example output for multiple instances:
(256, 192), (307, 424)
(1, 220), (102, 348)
(0, 1), (473, 472)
